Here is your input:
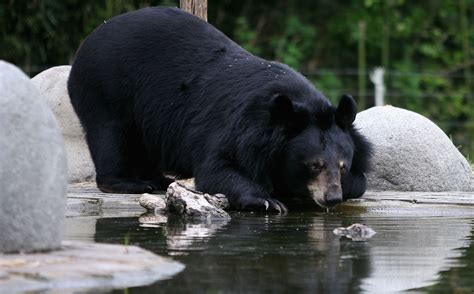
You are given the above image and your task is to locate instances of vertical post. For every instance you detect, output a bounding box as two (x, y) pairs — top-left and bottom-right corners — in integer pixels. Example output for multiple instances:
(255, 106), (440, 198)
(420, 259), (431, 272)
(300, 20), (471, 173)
(460, 0), (472, 94)
(180, 0), (208, 22)
(358, 20), (367, 109)
(370, 67), (385, 107)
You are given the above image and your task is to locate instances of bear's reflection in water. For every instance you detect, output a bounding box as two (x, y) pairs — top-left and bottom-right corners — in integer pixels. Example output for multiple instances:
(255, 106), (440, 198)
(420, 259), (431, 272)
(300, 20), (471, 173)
(95, 213), (371, 293)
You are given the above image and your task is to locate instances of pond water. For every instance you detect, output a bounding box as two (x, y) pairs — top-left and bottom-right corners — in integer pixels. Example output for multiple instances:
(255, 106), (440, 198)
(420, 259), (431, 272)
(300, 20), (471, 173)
(65, 210), (474, 293)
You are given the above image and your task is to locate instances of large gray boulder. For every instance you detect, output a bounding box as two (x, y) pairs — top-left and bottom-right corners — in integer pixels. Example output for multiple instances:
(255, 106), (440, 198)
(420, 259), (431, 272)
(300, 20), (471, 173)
(355, 106), (474, 191)
(31, 66), (95, 182)
(0, 61), (68, 253)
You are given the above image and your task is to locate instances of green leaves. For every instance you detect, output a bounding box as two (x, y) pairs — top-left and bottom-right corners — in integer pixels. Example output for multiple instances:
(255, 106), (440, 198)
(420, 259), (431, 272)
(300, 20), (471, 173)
(2, 0), (472, 156)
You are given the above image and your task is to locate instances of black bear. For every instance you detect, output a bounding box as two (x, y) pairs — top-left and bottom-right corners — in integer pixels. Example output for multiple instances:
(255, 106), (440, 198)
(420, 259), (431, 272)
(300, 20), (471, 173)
(68, 7), (372, 212)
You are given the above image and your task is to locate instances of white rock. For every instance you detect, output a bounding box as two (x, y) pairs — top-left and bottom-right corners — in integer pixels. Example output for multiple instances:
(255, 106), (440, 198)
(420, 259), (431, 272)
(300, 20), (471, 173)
(355, 106), (474, 191)
(0, 61), (68, 253)
(166, 182), (231, 220)
(139, 193), (167, 212)
(31, 66), (95, 183)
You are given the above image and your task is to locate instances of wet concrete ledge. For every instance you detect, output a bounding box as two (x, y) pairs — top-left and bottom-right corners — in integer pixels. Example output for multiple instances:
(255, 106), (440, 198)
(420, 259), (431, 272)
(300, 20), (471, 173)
(0, 241), (184, 293)
(66, 181), (474, 218)
(67, 182), (147, 217)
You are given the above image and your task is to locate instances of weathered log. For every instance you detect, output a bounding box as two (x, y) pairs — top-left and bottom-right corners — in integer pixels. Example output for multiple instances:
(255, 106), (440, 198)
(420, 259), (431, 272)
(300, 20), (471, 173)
(166, 182), (230, 220)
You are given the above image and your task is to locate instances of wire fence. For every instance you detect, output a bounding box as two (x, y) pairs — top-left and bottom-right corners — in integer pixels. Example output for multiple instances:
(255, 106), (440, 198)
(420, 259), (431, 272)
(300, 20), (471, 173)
(306, 68), (473, 158)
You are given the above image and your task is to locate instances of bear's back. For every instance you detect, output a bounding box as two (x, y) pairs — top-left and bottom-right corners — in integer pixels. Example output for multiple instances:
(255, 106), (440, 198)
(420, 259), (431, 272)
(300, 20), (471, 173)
(69, 7), (250, 106)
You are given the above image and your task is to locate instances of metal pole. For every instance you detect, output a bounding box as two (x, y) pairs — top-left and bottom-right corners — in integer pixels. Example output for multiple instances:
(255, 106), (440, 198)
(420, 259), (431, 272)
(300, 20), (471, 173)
(370, 67), (385, 107)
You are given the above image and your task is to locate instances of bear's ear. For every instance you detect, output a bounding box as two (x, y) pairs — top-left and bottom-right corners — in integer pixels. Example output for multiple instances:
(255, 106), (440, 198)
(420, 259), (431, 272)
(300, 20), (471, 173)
(336, 94), (357, 129)
(270, 94), (308, 132)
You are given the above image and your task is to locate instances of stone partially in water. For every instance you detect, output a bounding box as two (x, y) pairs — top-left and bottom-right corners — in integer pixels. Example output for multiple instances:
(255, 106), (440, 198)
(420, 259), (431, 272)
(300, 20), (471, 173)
(0, 241), (184, 292)
(175, 179), (230, 210)
(166, 182), (231, 220)
(139, 193), (167, 213)
(355, 106), (474, 192)
(333, 223), (376, 241)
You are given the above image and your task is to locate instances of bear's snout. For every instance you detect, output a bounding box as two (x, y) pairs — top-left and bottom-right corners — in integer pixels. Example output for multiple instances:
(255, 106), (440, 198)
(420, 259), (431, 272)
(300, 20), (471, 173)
(308, 179), (342, 208)
(324, 183), (342, 207)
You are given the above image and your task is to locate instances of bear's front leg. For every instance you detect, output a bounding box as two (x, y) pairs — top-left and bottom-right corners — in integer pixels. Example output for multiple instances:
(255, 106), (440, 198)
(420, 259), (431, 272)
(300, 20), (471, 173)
(195, 167), (288, 213)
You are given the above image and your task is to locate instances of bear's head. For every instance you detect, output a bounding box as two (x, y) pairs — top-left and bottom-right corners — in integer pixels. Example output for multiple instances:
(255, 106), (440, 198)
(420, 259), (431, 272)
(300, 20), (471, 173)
(271, 94), (358, 208)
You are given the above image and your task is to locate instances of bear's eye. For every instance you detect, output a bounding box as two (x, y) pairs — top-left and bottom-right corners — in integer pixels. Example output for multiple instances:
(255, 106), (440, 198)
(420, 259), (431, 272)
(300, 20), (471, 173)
(339, 162), (347, 175)
(309, 162), (324, 173)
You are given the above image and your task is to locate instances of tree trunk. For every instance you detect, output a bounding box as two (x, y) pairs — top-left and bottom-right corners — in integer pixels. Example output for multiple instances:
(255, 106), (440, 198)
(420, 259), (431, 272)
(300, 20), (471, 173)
(180, 0), (207, 22)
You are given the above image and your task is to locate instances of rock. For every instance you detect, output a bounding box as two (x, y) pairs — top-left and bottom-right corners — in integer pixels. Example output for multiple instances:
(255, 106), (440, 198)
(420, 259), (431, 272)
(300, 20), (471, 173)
(166, 182), (231, 220)
(139, 193), (167, 213)
(0, 61), (68, 253)
(204, 193), (230, 210)
(0, 241), (184, 292)
(355, 106), (474, 191)
(31, 66), (95, 183)
(175, 179), (230, 210)
(176, 178), (197, 190)
(333, 223), (376, 241)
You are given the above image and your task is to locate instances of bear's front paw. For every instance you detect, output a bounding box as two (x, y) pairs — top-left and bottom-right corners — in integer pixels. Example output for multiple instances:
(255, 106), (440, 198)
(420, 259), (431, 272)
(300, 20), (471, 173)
(235, 196), (288, 214)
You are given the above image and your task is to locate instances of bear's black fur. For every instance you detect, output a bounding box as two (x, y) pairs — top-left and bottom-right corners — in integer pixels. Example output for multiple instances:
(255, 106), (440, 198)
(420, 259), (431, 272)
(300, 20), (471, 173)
(68, 7), (372, 212)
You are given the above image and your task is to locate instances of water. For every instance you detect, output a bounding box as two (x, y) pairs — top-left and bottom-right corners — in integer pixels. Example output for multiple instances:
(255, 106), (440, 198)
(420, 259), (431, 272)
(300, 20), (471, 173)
(65, 211), (474, 293)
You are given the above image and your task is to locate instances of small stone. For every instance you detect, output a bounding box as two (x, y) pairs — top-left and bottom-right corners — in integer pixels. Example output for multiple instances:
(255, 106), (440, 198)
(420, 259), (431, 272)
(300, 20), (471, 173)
(139, 193), (167, 212)
(333, 223), (376, 241)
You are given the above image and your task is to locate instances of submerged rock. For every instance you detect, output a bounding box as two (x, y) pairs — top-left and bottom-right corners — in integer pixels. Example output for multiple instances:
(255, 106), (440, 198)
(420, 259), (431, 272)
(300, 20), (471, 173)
(0, 61), (68, 253)
(355, 106), (474, 192)
(333, 223), (376, 241)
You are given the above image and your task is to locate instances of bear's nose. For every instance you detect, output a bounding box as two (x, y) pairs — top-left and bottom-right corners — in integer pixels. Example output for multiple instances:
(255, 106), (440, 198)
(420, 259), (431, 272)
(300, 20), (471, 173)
(325, 196), (342, 207)
(324, 184), (342, 207)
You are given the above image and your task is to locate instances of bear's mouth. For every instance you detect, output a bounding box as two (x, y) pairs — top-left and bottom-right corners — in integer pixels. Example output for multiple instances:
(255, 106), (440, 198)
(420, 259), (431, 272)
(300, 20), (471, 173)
(312, 196), (327, 208)
(307, 176), (328, 208)
(307, 181), (342, 208)
(307, 184), (327, 208)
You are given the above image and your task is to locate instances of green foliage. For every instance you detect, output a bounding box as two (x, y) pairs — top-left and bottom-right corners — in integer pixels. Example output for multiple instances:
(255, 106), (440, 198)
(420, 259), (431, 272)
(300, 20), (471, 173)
(1, 0), (472, 156)
(216, 0), (473, 156)
(234, 16), (261, 55)
(271, 15), (315, 69)
(0, 0), (176, 74)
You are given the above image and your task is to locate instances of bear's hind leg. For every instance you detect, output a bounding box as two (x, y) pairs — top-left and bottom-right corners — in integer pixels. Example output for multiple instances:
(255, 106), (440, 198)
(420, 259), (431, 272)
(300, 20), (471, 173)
(84, 116), (161, 194)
